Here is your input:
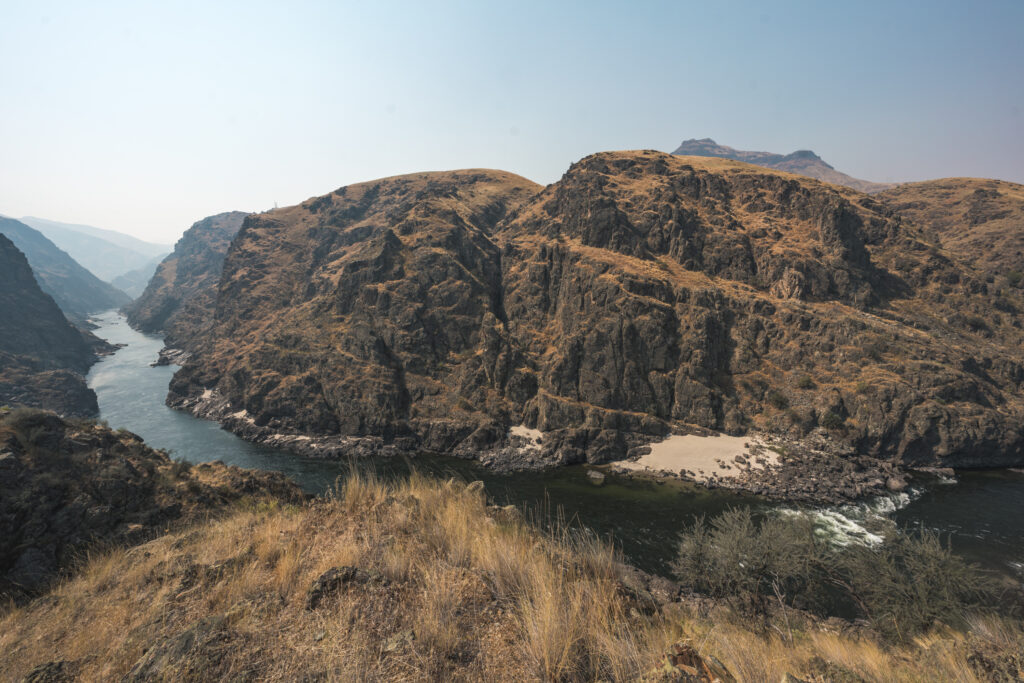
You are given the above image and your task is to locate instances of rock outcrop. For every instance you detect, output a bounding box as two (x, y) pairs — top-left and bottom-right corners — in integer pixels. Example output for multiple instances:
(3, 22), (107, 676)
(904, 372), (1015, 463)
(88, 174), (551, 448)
(0, 216), (130, 325)
(0, 234), (100, 416)
(125, 211), (248, 348)
(673, 138), (895, 194)
(0, 407), (303, 600)
(165, 152), (1024, 472)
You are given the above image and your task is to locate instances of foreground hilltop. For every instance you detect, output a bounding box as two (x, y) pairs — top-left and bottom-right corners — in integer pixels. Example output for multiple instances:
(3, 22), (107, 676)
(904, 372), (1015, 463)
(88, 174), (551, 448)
(164, 151), (1024, 476)
(673, 138), (895, 194)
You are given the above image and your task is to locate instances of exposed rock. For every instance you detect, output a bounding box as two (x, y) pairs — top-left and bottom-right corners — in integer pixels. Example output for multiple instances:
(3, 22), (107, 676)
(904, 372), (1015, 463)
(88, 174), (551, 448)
(0, 234), (101, 416)
(306, 566), (383, 609)
(0, 407), (304, 601)
(587, 469), (607, 486)
(162, 152), (1024, 481)
(125, 211), (248, 348)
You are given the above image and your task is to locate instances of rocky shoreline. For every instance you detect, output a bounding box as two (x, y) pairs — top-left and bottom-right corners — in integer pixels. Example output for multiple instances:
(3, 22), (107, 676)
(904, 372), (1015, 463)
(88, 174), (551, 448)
(168, 384), (929, 506)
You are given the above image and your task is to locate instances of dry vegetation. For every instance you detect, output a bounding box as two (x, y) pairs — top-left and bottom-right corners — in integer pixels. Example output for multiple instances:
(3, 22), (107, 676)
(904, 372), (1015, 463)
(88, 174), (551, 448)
(2, 471), (1021, 681)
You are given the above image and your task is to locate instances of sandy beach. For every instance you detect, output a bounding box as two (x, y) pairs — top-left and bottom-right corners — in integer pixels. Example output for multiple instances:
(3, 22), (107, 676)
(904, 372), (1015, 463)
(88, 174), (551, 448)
(615, 433), (776, 482)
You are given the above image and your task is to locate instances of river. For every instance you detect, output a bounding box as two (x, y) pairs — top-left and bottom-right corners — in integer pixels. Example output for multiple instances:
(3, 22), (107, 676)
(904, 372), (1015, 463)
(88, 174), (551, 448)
(86, 311), (1024, 579)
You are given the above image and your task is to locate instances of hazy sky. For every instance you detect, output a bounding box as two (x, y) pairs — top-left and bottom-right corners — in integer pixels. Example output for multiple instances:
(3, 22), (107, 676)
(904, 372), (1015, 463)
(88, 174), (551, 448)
(1, 0), (1022, 243)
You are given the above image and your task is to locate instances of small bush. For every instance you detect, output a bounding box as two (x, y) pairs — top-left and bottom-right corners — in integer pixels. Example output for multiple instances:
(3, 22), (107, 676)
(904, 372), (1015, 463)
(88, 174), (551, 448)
(796, 375), (816, 390)
(1007, 270), (1023, 287)
(672, 509), (1003, 642)
(820, 411), (846, 431)
(854, 381), (870, 394)
(766, 391), (789, 410)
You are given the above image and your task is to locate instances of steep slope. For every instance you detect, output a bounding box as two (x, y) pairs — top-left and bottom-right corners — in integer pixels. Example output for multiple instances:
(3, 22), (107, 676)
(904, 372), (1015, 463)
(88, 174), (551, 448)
(125, 211), (248, 347)
(0, 217), (130, 324)
(110, 253), (167, 298)
(878, 178), (1024, 282)
(20, 215), (171, 282)
(673, 138), (895, 193)
(168, 153), (1024, 472)
(0, 235), (99, 416)
(0, 407), (303, 600)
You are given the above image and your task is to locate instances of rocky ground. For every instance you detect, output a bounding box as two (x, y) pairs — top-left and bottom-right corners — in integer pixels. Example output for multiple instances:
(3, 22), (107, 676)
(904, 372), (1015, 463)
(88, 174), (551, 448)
(0, 407), (304, 602)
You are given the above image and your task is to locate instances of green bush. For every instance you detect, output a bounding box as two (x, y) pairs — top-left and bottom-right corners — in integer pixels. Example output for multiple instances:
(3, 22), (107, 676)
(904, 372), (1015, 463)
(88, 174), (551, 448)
(671, 509), (1003, 641)
(796, 375), (816, 390)
(820, 411), (846, 431)
(1007, 270), (1023, 287)
(766, 390), (789, 410)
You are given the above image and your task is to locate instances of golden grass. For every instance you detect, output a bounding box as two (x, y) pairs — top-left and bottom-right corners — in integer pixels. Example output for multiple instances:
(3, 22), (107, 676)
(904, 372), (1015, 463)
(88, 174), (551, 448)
(1, 470), (1019, 682)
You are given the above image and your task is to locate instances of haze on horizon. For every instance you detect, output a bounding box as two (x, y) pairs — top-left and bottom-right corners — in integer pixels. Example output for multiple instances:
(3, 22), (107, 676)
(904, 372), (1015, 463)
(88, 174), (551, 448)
(1, 0), (1022, 243)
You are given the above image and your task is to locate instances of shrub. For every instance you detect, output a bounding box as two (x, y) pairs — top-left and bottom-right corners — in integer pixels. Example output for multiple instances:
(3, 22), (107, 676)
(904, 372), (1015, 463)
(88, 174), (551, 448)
(819, 411), (846, 431)
(1007, 270), (1023, 287)
(854, 381), (870, 394)
(796, 375), (816, 390)
(672, 509), (1003, 642)
(766, 391), (789, 410)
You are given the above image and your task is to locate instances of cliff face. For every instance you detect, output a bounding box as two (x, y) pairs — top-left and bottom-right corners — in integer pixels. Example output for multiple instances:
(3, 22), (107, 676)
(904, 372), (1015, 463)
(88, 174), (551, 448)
(125, 211), (248, 347)
(673, 138), (895, 194)
(167, 152), (1024, 469)
(878, 178), (1024, 281)
(0, 217), (130, 325)
(0, 235), (99, 416)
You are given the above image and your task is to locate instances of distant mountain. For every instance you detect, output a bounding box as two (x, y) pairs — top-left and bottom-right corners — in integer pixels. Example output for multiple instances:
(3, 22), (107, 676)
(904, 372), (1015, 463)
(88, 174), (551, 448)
(20, 216), (171, 282)
(672, 138), (895, 194)
(0, 234), (99, 416)
(109, 254), (167, 299)
(126, 211), (248, 346)
(878, 178), (1024, 282)
(0, 217), (130, 325)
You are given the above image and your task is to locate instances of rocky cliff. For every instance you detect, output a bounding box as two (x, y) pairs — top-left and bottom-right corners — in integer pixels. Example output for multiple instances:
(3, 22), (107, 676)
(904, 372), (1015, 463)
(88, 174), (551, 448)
(0, 407), (303, 600)
(0, 235), (100, 416)
(166, 152), (1024, 471)
(878, 177), (1024, 281)
(125, 211), (248, 348)
(673, 138), (895, 194)
(0, 217), (130, 325)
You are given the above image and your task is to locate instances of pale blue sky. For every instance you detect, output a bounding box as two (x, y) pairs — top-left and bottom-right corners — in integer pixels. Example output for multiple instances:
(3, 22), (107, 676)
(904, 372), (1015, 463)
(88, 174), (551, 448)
(1, 0), (1022, 242)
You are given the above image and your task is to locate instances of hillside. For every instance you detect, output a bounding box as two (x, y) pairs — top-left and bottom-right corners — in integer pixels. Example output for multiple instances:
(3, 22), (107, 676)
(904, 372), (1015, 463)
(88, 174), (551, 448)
(0, 235), (100, 416)
(110, 254), (165, 298)
(672, 138), (895, 193)
(878, 177), (1024, 282)
(0, 217), (130, 325)
(125, 211), (248, 347)
(0, 407), (303, 602)
(20, 216), (171, 282)
(164, 152), (1024, 475)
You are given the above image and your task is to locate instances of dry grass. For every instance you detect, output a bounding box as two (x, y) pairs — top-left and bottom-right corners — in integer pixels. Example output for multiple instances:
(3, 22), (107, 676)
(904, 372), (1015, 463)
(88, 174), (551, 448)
(1, 471), (1020, 682)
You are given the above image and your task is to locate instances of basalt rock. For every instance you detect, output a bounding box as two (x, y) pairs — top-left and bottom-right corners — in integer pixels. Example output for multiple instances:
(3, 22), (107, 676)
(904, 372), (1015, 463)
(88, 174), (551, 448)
(0, 407), (304, 601)
(165, 152), (1024, 473)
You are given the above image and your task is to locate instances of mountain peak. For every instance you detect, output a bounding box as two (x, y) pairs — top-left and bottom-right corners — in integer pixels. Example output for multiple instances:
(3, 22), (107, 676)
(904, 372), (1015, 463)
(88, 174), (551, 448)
(671, 138), (888, 193)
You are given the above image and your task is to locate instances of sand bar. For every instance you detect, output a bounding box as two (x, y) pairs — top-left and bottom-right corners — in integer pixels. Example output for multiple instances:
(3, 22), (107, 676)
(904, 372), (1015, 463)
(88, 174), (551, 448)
(616, 433), (776, 482)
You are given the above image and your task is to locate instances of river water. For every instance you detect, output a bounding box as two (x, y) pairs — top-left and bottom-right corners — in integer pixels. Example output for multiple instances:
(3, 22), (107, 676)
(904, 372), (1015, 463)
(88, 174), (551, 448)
(86, 311), (1024, 579)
